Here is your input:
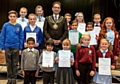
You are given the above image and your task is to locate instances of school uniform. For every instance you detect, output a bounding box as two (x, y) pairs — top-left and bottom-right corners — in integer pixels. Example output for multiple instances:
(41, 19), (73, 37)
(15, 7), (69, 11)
(0, 22), (24, 84)
(93, 49), (115, 84)
(38, 50), (56, 84)
(16, 17), (28, 31)
(67, 23), (71, 30)
(23, 25), (43, 50)
(75, 45), (96, 84)
(55, 50), (75, 84)
(36, 16), (45, 22)
(21, 48), (39, 84)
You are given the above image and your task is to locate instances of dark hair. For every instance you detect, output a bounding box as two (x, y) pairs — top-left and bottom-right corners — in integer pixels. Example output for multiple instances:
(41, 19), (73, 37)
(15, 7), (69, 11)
(45, 39), (54, 47)
(27, 37), (35, 43)
(86, 22), (94, 27)
(8, 10), (18, 17)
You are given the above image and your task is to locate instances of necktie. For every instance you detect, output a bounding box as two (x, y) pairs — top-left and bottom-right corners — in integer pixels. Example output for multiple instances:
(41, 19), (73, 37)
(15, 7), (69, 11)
(38, 16), (41, 22)
(54, 15), (57, 22)
(29, 49), (32, 52)
(95, 24), (98, 27)
(102, 51), (106, 57)
(22, 18), (24, 22)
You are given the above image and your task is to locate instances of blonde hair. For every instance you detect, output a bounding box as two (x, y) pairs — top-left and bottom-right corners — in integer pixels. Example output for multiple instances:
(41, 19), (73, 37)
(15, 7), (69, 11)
(20, 7), (28, 12)
(94, 14), (101, 18)
(62, 39), (71, 46)
(64, 13), (72, 18)
(75, 12), (85, 23)
(35, 5), (44, 16)
(28, 13), (36, 19)
(52, 1), (61, 7)
(80, 33), (91, 44)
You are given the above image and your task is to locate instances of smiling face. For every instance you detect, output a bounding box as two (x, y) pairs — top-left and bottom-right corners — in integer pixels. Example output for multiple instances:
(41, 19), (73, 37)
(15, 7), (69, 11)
(8, 14), (17, 23)
(86, 24), (93, 31)
(27, 40), (35, 49)
(105, 19), (113, 30)
(71, 22), (78, 30)
(19, 8), (27, 18)
(76, 13), (84, 23)
(100, 39), (109, 50)
(28, 14), (36, 26)
(36, 8), (43, 16)
(52, 3), (61, 15)
(93, 15), (101, 23)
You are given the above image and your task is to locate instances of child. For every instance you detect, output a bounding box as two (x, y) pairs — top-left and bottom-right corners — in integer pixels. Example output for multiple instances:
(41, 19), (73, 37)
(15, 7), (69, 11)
(64, 13), (72, 30)
(16, 7), (28, 31)
(68, 20), (82, 81)
(93, 38), (115, 84)
(23, 13), (43, 50)
(93, 14), (101, 27)
(21, 37), (39, 84)
(75, 34), (96, 84)
(99, 17), (119, 60)
(0, 10), (24, 84)
(55, 39), (75, 84)
(38, 39), (56, 84)
(75, 12), (86, 34)
(35, 5), (45, 22)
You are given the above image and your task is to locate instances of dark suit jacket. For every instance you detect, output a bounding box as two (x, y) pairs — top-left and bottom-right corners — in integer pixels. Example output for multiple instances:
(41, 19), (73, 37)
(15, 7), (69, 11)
(43, 15), (68, 41)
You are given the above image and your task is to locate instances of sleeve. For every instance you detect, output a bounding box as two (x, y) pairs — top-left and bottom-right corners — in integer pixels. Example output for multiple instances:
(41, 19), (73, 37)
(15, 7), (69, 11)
(21, 51), (25, 71)
(43, 17), (51, 40)
(38, 53), (43, 70)
(111, 51), (116, 66)
(59, 18), (68, 41)
(23, 27), (27, 43)
(37, 28), (43, 44)
(0, 23), (6, 50)
(91, 46), (96, 71)
(36, 51), (40, 70)
(19, 25), (24, 50)
(71, 52), (74, 62)
(75, 47), (80, 70)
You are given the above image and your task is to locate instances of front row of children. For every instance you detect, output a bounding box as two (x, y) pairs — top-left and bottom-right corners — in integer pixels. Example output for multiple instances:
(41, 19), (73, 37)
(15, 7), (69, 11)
(21, 35), (115, 84)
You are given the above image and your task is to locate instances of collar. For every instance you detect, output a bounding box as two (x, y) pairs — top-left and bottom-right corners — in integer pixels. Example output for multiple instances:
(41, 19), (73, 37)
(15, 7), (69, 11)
(81, 44), (90, 48)
(100, 49), (108, 53)
(107, 29), (112, 32)
(94, 23), (100, 26)
(53, 14), (59, 19)
(30, 25), (36, 29)
(27, 48), (34, 52)
(9, 21), (17, 25)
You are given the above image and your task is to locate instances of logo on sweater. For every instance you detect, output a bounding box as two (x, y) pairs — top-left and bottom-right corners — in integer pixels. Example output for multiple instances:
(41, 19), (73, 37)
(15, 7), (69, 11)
(89, 50), (92, 55)
(16, 27), (20, 31)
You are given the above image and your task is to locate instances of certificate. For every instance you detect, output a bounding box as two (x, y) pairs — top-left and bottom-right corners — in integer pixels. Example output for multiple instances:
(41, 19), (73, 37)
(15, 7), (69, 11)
(69, 30), (79, 45)
(58, 50), (70, 67)
(26, 32), (36, 43)
(93, 27), (101, 36)
(86, 31), (97, 45)
(77, 23), (86, 34)
(99, 58), (111, 75)
(36, 22), (44, 32)
(42, 51), (54, 67)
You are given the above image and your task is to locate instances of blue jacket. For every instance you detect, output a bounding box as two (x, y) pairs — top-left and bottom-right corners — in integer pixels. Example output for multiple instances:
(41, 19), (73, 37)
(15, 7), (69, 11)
(23, 25), (43, 50)
(0, 22), (24, 50)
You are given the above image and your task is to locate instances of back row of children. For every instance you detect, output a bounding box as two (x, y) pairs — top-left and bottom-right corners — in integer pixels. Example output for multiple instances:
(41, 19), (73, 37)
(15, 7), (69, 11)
(0, 5), (119, 84)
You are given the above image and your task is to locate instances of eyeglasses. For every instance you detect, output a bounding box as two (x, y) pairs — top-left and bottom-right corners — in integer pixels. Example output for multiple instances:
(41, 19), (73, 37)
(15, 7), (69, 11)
(53, 6), (60, 9)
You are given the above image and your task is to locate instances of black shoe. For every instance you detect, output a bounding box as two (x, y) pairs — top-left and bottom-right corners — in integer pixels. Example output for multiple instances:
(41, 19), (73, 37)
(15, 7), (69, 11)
(7, 80), (12, 84)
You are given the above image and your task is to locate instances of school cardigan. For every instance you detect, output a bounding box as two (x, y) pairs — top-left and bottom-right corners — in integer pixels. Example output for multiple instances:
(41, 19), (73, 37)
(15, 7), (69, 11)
(23, 25), (43, 49)
(0, 22), (24, 50)
(96, 50), (115, 71)
(75, 46), (96, 71)
(43, 15), (68, 41)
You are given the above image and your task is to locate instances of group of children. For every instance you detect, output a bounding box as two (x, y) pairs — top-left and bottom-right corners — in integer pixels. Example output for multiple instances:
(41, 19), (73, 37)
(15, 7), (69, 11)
(0, 3), (119, 84)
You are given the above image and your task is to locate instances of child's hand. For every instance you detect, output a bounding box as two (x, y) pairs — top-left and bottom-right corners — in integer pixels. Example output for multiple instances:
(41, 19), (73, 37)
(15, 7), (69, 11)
(35, 43), (39, 47)
(70, 58), (74, 65)
(95, 63), (99, 67)
(90, 71), (95, 76)
(24, 43), (27, 48)
(54, 71), (57, 78)
(111, 65), (115, 70)
(55, 57), (59, 63)
(44, 65), (50, 69)
(75, 43), (80, 47)
(115, 56), (118, 60)
(76, 70), (80, 76)
(22, 71), (25, 77)
(2, 50), (5, 54)
(35, 70), (39, 77)
(19, 50), (22, 55)
(96, 35), (99, 40)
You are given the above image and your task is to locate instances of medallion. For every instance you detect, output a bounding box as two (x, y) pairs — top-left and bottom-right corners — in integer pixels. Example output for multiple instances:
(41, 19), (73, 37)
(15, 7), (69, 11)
(53, 23), (58, 29)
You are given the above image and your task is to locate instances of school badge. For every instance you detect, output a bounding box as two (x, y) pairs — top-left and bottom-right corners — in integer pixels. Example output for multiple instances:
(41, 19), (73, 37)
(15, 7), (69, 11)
(89, 50), (92, 55)
(16, 27), (20, 31)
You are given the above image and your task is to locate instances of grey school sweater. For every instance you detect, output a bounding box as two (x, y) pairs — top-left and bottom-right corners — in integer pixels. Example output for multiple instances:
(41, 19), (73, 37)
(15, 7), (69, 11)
(21, 48), (39, 71)
(38, 50), (56, 72)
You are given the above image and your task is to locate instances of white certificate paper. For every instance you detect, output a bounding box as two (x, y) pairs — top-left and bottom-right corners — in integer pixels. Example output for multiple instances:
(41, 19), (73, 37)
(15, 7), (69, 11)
(69, 30), (79, 45)
(77, 23), (86, 34)
(36, 22), (44, 32)
(42, 51), (54, 67)
(58, 50), (70, 67)
(26, 33), (36, 43)
(86, 31), (97, 45)
(93, 27), (101, 36)
(99, 58), (111, 75)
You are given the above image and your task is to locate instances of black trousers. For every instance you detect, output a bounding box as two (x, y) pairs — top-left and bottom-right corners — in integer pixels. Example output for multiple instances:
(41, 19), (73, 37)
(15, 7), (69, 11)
(77, 63), (92, 84)
(5, 48), (19, 80)
(43, 71), (54, 84)
(24, 71), (36, 84)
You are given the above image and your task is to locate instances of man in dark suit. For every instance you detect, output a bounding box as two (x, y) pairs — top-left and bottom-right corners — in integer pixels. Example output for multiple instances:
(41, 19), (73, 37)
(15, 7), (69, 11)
(43, 1), (68, 52)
